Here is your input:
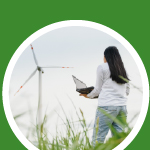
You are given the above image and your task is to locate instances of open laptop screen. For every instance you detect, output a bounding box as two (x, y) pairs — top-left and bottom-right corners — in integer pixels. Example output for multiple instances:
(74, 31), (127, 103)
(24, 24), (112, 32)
(72, 75), (87, 89)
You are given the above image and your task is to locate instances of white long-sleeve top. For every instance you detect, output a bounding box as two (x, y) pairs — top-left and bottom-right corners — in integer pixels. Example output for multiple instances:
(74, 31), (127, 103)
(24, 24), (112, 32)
(87, 62), (130, 106)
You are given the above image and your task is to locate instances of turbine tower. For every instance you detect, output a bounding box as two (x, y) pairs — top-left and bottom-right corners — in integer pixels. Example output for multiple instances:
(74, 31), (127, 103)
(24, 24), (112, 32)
(15, 44), (73, 144)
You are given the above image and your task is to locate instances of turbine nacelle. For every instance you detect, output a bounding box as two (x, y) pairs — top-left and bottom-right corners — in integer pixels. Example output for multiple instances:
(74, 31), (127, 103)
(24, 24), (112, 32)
(37, 66), (44, 73)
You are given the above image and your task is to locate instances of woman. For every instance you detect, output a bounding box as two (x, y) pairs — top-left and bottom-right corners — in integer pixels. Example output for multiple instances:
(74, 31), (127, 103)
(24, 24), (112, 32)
(80, 46), (130, 145)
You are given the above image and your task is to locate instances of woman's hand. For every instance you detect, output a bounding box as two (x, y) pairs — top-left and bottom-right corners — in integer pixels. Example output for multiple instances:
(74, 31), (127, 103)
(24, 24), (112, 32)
(79, 94), (89, 98)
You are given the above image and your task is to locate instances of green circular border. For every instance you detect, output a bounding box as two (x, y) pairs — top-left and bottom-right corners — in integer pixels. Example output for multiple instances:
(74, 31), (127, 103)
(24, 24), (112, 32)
(1, 1), (150, 149)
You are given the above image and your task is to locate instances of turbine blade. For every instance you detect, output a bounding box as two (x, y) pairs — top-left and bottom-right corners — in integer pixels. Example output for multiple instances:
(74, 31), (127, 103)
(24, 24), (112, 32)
(30, 44), (39, 66)
(14, 68), (37, 96)
(40, 66), (74, 68)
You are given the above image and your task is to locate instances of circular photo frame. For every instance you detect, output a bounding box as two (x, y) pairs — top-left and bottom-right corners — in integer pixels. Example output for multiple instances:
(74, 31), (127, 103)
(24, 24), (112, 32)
(3, 20), (149, 150)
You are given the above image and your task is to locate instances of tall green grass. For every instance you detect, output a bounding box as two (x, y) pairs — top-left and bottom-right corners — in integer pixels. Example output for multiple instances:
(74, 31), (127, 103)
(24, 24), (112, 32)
(32, 99), (132, 150)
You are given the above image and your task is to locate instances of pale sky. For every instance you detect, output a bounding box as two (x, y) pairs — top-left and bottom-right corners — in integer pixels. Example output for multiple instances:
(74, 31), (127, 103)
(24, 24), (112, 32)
(9, 26), (143, 142)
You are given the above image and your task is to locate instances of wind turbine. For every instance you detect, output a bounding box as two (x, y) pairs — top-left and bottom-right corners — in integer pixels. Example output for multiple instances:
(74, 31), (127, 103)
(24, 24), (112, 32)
(15, 44), (73, 143)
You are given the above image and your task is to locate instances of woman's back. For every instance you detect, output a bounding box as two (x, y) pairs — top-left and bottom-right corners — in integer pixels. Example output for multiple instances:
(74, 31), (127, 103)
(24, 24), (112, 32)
(98, 62), (128, 106)
(87, 62), (129, 106)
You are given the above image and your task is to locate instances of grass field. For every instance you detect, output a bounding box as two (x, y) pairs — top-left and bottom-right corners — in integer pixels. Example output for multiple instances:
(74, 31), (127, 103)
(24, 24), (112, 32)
(27, 98), (133, 150)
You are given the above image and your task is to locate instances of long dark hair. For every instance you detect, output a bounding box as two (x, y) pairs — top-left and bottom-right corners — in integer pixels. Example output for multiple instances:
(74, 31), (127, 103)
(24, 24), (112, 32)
(104, 46), (130, 84)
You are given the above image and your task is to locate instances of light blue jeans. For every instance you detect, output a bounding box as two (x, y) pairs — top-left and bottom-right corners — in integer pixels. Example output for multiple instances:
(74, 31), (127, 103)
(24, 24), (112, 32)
(92, 106), (127, 145)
